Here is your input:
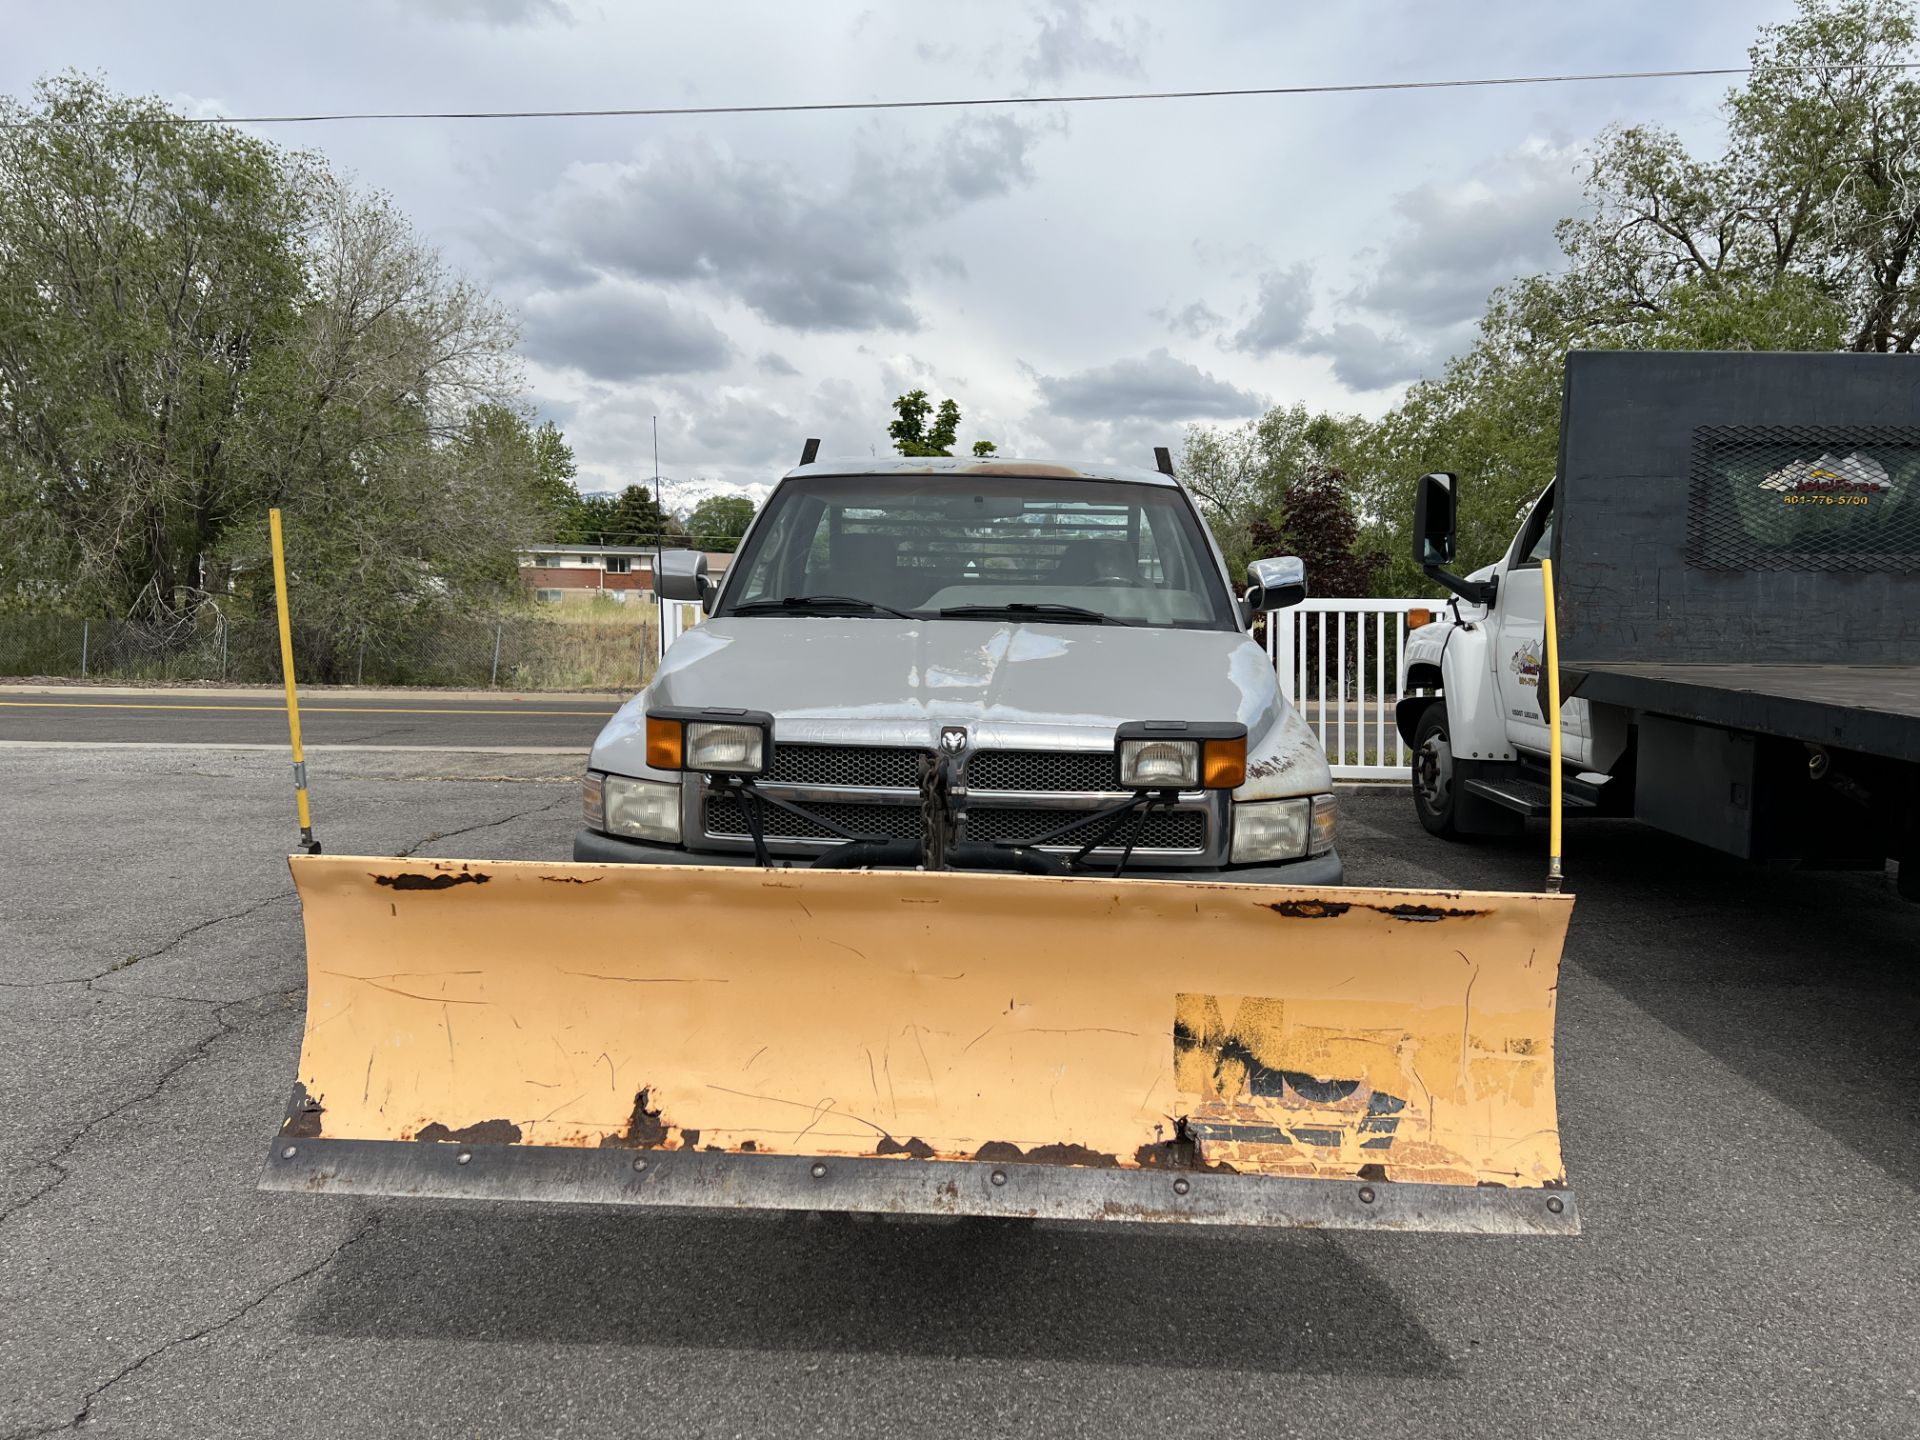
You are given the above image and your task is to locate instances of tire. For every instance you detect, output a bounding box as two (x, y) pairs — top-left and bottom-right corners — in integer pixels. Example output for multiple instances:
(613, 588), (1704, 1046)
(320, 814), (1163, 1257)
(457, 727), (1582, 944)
(1411, 701), (1460, 838)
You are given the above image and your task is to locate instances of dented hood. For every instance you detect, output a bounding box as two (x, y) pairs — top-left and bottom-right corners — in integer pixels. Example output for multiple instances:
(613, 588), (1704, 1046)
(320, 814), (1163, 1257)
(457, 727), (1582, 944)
(591, 617), (1325, 793)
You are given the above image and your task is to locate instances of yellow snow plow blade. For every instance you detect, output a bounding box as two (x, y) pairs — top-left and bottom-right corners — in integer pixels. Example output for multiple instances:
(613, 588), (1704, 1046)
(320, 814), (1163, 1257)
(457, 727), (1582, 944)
(262, 855), (1577, 1233)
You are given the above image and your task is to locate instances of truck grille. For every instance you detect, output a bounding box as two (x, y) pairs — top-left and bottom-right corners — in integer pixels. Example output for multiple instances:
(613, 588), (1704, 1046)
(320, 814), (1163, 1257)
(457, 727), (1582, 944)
(706, 742), (1211, 855)
(966, 749), (1121, 792)
(964, 807), (1206, 850)
(706, 795), (923, 841)
(756, 744), (1127, 793)
(706, 793), (1206, 851)
(760, 744), (920, 789)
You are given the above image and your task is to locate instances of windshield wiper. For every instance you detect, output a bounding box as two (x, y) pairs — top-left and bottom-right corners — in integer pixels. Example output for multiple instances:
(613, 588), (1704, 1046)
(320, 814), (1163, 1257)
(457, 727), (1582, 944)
(731, 594), (920, 620)
(935, 602), (1135, 626)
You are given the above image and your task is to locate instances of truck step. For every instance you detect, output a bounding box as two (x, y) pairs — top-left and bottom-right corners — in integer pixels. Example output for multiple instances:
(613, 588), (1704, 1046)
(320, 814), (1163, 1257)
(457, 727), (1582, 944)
(1463, 776), (1599, 818)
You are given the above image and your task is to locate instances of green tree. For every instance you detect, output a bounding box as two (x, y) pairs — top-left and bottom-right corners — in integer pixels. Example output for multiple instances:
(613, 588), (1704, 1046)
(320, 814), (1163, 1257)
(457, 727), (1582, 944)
(456, 406), (579, 543)
(1559, 0), (1917, 353)
(604, 484), (685, 546)
(217, 174), (529, 670)
(525, 420), (579, 533)
(1181, 405), (1370, 576)
(972, 439), (998, 458)
(0, 74), (305, 619)
(558, 492), (618, 545)
(887, 389), (992, 457)
(686, 494), (757, 551)
(1248, 470), (1387, 600)
(0, 74), (550, 675)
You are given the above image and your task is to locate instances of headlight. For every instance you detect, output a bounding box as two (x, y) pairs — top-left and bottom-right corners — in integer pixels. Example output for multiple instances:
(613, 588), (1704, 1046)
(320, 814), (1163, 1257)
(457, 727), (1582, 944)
(1231, 797), (1311, 863)
(644, 707), (774, 775)
(602, 774), (681, 843)
(1119, 738), (1198, 788)
(686, 720), (766, 774)
(1309, 793), (1337, 856)
(1115, 722), (1247, 789)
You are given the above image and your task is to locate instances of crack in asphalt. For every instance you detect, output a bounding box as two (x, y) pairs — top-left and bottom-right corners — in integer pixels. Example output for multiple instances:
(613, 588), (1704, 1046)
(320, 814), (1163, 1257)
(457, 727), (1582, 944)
(4, 1216), (381, 1439)
(0, 984), (305, 1231)
(4, 785), (571, 993)
(391, 790), (574, 858)
(0, 892), (295, 992)
(2, 791), (572, 1229)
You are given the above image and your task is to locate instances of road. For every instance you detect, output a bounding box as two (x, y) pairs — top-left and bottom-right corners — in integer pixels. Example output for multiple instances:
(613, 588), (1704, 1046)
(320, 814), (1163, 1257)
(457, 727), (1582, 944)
(0, 685), (619, 749)
(1, 746), (1915, 1439)
(0, 685), (1404, 765)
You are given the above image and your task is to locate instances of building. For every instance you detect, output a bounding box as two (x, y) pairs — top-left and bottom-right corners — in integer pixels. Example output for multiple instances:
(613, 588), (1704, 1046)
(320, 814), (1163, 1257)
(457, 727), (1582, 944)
(518, 545), (733, 604)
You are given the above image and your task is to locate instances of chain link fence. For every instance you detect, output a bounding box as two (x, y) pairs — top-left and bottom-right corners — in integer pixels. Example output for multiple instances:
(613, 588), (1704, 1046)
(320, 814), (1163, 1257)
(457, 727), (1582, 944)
(0, 609), (661, 691)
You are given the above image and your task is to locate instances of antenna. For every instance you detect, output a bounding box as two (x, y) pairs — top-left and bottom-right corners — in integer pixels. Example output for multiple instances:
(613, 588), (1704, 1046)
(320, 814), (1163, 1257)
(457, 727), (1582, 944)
(1153, 446), (1175, 476)
(799, 437), (821, 466)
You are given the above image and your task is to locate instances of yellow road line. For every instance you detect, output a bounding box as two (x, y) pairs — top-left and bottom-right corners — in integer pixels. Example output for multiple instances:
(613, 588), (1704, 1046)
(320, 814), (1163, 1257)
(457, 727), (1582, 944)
(0, 701), (615, 716)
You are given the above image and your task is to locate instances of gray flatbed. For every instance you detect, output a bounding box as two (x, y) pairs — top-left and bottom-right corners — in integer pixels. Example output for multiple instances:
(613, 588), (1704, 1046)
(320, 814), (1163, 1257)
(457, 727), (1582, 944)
(1574, 662), (1920, 764)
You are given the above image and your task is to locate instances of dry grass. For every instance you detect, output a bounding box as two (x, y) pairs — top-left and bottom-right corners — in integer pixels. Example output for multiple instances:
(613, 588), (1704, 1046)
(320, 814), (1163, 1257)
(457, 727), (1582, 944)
(496, 601), (661, 691)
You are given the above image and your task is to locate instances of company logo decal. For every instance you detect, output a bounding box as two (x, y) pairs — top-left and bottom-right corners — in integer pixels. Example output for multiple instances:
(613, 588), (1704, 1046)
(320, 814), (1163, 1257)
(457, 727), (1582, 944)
(1759, 451), (1892, 506)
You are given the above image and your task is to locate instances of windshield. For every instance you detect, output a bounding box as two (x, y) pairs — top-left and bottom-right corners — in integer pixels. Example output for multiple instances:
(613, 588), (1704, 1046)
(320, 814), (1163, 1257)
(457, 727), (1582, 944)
(717, 475), (1237, 630)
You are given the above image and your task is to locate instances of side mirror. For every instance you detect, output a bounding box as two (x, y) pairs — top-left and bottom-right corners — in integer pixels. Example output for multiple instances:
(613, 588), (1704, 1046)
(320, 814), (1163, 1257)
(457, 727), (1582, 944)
(1413, 472), (1457, 567)
(656, 549), (710, 603)
(1411, 470), (1498, 607)
(1245, 555), (1307, 612)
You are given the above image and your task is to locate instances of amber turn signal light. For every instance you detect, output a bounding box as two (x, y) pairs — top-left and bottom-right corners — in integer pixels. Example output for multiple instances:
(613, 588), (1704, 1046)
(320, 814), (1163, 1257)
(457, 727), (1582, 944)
(1202, 736), (1247, 789)
(645, 716), (684, 771)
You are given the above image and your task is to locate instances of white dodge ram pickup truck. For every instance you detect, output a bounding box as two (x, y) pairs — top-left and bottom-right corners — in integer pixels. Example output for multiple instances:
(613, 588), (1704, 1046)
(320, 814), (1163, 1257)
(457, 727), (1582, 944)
(574, 448), (1343, 884)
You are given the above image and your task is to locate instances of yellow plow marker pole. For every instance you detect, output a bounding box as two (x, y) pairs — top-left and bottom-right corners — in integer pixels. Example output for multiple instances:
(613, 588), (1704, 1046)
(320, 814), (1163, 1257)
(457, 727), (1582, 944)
(1542, 556), (1564, 892)
(269, 509), (319, 855)
(267, 858), (1577, 1230)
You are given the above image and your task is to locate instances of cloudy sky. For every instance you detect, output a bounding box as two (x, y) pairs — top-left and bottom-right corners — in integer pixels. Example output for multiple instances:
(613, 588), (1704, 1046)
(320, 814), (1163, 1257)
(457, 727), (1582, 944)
(7, 0), (1796, 501)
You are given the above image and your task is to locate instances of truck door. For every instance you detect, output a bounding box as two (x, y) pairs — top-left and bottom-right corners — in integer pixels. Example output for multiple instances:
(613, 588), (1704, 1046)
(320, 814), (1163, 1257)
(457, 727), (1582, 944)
(1491, 488), (1589, 762)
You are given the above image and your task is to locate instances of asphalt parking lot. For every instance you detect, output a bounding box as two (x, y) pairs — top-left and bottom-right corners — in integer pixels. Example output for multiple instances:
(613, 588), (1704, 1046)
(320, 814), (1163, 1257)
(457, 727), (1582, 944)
(1, 745), (1915, 1439)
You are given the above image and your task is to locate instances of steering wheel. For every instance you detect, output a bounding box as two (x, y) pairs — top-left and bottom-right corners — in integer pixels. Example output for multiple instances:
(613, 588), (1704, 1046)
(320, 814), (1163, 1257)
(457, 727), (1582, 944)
(1086, 575), (1143, 587)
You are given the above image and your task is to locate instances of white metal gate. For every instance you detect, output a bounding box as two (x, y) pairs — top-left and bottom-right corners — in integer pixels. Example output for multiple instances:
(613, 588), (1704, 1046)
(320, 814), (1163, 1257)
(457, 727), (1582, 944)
(1268, 598), (1435, 781)
(657, 597), (701, 659)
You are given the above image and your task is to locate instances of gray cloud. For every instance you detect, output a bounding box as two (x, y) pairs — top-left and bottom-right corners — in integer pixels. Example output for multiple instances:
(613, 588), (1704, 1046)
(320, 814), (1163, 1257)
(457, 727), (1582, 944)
(1298, 322), (1440, 392)
(522, 116), (1051, 334)
(1023, 0), (1147, 83)
(1223, 146), (1581, 394)
(1034, 348), (1265, 422)
(680, 379), (878, 475)
(1160, 299), (1224, 338)
(1018, 409), (1186, 470)
(1228, 265), (1314, 355)
(755, 351), (800, 377)
(405, 0), (570, 25)
(922, 114), (1045, 205)
(1350, 145), (1582, 331)
(519, 283), (733, 380)
(550, 148), (917, 333)
(475, 218), (596, 290)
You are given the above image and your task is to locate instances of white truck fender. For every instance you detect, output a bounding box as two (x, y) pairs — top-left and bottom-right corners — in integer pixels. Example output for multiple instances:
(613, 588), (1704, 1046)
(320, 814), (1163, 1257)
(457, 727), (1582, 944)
(1391, 619), (1515, 762)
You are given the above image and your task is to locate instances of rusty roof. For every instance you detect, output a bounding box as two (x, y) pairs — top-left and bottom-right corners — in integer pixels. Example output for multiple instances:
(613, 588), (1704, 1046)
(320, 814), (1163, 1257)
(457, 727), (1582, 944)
(783, 455), (1179, 487)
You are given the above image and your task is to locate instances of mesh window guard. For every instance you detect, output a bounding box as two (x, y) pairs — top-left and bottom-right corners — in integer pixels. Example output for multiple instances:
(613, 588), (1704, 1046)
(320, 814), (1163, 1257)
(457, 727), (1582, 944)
(1685, 426), (1920, 573)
